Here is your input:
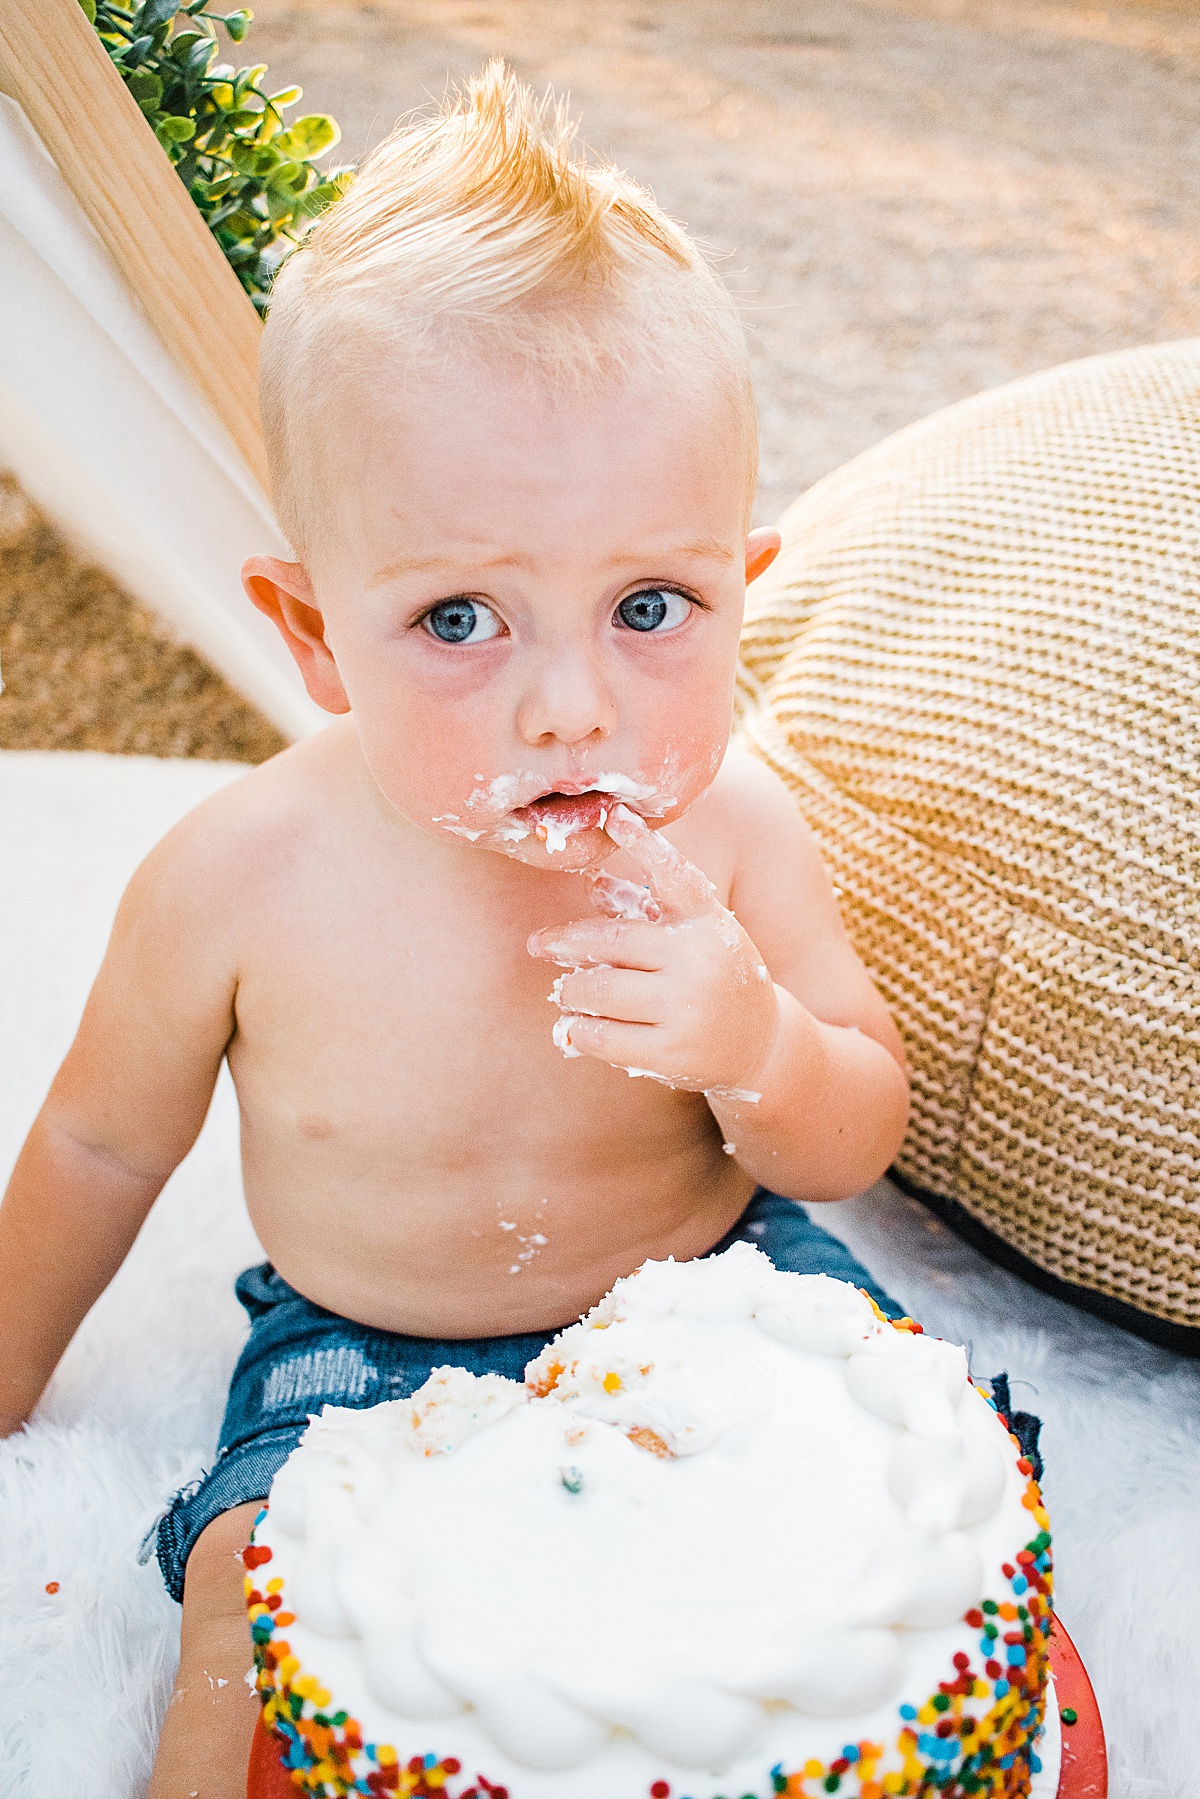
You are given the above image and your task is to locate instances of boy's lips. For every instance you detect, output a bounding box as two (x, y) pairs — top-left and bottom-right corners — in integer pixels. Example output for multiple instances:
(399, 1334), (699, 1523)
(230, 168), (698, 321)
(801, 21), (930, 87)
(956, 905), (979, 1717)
(510, 790), (620, 849)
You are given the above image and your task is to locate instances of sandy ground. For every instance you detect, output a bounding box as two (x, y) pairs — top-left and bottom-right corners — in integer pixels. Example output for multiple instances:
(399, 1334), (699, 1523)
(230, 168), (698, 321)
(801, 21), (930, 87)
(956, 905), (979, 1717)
(2, 0), (1198, 756)
(0, 478), (284, 763)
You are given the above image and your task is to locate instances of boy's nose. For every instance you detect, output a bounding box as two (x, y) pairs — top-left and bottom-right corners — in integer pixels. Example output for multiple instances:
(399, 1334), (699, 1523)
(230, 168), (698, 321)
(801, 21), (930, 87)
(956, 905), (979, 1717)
(515, 647), (618, 747)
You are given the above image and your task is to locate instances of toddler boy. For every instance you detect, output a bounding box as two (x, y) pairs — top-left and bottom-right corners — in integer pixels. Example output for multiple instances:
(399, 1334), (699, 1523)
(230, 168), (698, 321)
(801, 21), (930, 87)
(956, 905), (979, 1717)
(0, 63), (908, 1796)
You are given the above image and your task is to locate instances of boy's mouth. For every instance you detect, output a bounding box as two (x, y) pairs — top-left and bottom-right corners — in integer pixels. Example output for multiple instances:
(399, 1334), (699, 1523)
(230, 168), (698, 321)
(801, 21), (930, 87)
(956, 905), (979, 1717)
(510, 790), (619, 853)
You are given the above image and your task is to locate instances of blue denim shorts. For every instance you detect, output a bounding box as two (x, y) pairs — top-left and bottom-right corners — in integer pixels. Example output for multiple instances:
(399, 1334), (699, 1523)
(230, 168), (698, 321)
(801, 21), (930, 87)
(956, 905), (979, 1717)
(154, 1189), (901, 1600)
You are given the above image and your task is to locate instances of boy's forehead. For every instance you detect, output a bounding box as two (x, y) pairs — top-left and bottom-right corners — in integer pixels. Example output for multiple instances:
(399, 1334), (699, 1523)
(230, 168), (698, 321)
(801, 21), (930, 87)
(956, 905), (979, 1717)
(321, 351), (752, 560)
(336, 345), (736, 449)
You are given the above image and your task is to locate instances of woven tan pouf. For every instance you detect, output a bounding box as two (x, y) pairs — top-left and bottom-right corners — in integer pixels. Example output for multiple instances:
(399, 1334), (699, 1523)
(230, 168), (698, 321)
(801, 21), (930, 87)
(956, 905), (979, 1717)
(738, 338), (1200, 1354)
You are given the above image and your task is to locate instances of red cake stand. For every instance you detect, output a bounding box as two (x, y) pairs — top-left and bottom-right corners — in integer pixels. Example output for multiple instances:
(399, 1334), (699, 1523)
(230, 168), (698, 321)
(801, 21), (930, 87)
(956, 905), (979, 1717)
(247, 1614), (1106, 1799)
(1047, 1614), (1108, 1798)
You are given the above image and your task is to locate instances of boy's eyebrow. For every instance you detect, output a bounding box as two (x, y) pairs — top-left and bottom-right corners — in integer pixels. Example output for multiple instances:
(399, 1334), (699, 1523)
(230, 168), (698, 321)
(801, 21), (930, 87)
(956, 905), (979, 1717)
(599, 537), (738, 567)
(368, 538), (737, 587)
(367, 551), (524, 588)
(666, 537), (738, 563)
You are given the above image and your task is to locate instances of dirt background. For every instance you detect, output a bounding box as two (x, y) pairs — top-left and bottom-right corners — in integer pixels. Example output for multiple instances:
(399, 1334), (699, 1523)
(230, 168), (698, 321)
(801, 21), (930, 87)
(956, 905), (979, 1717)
(2, 0), (1198, 760)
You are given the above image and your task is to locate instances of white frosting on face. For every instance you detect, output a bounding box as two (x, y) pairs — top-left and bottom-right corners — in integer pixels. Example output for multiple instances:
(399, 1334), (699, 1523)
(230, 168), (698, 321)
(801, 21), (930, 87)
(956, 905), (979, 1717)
(579, 771), (677, 817)
(257, 1244), (1042, 1799)
(434, 763), (684, 857)
(460, 768), (677, 830)
(539, 812), (585, 853)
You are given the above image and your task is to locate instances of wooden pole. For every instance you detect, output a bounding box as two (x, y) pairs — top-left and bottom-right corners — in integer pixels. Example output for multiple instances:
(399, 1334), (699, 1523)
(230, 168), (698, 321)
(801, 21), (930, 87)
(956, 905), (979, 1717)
(0, 0), (271, 492)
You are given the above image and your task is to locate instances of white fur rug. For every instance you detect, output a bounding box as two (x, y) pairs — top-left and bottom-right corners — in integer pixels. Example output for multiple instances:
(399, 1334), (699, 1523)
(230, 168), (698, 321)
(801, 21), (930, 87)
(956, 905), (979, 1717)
(0, 749), (1196, 1799)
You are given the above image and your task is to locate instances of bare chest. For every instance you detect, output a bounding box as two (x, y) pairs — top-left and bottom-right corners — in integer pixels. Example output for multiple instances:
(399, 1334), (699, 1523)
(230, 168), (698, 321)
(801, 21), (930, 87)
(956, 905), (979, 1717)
(226, 858), (649, 1150)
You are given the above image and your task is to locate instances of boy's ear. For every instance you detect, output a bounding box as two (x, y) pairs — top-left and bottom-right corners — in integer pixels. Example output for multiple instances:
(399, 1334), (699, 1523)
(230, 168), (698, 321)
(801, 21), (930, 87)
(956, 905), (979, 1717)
(242, 557), (351, 715)
(745, 528), (782, 586)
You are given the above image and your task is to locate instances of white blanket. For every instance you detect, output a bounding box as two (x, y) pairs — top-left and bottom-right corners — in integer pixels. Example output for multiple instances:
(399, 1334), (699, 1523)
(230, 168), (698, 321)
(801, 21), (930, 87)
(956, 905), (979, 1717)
(0, 749), (1195, 1798)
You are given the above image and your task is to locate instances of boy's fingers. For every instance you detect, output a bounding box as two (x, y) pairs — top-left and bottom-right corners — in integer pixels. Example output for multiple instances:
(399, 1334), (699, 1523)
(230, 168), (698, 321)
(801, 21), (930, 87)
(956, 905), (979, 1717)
(602, 805), (719, 919)
(586, 871), (662, 924)
(528, 917), (666, 971)
(552, 965), (665, 1025)
(553, 1012), (671, 1075)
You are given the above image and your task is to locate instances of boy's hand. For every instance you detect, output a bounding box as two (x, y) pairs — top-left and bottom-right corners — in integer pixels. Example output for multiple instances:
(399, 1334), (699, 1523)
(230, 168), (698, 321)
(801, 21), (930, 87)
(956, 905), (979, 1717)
(527, 805), (781, 1096)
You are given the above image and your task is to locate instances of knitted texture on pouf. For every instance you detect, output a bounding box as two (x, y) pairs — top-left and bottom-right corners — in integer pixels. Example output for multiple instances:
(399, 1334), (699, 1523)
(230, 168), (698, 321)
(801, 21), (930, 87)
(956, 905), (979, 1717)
(737, 337), (1200, 1350)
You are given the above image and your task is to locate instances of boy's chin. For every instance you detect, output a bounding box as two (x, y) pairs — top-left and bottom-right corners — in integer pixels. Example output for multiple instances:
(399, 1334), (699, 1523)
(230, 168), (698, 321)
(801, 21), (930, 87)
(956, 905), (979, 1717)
(492, 826), (616, 873)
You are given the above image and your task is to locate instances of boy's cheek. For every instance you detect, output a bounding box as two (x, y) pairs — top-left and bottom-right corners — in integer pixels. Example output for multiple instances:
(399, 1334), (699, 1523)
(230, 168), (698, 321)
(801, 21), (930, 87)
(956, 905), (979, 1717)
(352, 689), (503, 831)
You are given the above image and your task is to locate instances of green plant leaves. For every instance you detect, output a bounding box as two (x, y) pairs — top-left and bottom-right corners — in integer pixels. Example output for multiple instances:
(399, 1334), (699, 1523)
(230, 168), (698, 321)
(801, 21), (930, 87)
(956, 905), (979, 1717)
(87, 0), (353, 308)
(155, 113), (197, 145)
(126, 69), (163, 111)
(273, 114), (339, 159)
(268, 159), (307, 193)
(134, 0), (182, 31)
(295, 168), (354, 220)
(229, 138), (281, 177)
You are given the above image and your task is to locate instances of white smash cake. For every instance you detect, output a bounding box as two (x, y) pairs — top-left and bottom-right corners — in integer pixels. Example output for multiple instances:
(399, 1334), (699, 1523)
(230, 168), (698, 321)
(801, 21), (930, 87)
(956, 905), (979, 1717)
(245, 1244), (1055, 1799)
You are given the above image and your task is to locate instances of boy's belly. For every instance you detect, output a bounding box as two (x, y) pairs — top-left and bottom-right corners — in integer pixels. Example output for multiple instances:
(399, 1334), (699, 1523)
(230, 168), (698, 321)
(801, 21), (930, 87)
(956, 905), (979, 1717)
(236, 1081), (757, 1337)
(227, 879), (759, 1335)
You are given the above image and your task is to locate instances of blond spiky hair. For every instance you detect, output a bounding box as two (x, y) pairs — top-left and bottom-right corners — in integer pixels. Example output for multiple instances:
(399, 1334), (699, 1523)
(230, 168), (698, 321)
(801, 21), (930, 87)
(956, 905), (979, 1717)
(261, 60), (754, 556)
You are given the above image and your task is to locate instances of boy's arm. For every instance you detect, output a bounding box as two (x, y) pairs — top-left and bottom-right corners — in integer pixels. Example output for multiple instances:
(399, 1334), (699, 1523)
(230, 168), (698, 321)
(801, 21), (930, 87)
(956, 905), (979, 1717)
(704, 754), (909, 1198)
(529, 754), (909, 1203)
(0, 830), (238, 1435)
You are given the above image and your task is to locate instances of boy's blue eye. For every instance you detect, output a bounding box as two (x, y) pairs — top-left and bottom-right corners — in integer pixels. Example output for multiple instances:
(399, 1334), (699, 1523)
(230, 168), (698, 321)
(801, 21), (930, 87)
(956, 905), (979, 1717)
(615, 589), (691, 633)
(423, 598), (502, 644)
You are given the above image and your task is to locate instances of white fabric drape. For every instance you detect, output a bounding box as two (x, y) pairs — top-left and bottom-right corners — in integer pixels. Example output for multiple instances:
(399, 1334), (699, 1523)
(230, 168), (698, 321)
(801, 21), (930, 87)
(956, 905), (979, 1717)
(0, 94), (323, 740)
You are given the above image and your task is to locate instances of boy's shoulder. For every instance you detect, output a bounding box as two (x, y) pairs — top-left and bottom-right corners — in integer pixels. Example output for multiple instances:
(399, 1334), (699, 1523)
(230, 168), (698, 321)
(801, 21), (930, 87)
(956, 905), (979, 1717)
(123, 725), (349, 921)
(671, 740), (817, 901)
(685, 740), (809, 849)
(708, 740), (803, 820)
